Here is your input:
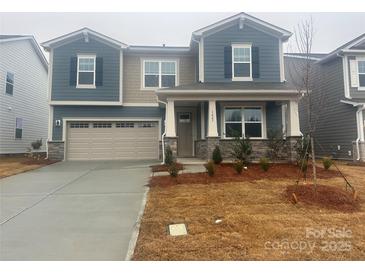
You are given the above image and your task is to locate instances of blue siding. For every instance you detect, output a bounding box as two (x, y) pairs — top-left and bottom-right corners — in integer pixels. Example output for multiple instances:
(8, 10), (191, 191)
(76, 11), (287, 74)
(52, 106), (163, 140)
(52, 36), (120, 101)
(266, 102), (282, 134)
(204, 24), (280, 82)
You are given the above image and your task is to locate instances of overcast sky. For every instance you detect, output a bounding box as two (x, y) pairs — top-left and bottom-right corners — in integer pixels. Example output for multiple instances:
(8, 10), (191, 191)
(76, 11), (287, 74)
(1, 12), (364, 57)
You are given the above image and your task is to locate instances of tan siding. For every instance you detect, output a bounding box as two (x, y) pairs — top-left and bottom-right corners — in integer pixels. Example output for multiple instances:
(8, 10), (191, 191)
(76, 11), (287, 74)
(123, 53), (196, 104)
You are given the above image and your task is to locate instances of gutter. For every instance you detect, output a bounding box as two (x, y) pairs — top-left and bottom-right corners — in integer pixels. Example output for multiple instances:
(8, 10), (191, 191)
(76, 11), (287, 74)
(157, 99), (167, 164)
(355, 104), (365, 161)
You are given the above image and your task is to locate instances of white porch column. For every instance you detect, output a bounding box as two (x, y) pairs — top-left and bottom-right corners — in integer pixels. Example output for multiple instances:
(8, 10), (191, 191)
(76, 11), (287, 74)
(207, 99), (218, 137)
(287, 99), (301, 137)
(200, 102), (205, 139)
(166, 99), (176, 137)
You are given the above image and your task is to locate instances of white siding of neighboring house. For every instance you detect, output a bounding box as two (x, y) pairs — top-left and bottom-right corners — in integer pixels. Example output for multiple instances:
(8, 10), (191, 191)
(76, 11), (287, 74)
(0, 39), (48, 154)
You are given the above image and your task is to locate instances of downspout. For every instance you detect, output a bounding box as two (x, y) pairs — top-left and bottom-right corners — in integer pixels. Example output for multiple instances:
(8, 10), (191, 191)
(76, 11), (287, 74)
(158, 99), (167, 164)
(355, 104), (365, 161)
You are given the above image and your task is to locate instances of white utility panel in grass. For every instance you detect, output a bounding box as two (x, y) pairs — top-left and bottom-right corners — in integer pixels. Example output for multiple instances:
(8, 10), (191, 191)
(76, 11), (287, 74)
(168, 223), (188, 236)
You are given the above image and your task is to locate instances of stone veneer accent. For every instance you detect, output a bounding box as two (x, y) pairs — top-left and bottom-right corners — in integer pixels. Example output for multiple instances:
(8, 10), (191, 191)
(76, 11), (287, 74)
(195, 137), (301, 162)
(48, 141), (65, 161)
(352, 141), (365, 162)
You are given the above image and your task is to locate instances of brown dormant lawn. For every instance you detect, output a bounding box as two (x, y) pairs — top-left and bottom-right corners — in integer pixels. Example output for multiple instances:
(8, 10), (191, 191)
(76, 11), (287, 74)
(133, 163), (365, 260)
(0, 156), (57, 179)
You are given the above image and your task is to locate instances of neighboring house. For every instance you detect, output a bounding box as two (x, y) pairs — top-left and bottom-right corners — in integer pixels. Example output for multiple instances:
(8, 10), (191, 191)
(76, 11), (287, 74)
(42, 13), (303, 161)
(0, 35), (48, 155)
(285, 33), (365, 162)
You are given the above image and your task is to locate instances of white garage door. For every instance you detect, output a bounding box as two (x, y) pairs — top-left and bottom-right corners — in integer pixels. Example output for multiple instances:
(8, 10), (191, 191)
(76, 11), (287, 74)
(66, 121), (159, 160)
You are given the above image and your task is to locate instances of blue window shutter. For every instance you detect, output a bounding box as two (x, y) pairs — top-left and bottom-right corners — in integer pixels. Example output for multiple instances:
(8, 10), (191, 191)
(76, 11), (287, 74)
(69, 57), (77, 86)
(224, 46), (232, 79)
(252, 47), (260, 78)
(95, 57), (103, 86)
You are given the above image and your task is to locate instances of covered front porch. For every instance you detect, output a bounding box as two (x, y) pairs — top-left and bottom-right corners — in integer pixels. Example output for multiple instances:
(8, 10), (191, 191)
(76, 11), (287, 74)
(158, 85), (302, 162)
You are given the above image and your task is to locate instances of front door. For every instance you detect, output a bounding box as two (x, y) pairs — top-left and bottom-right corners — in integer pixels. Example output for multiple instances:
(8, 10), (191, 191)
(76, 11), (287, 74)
(177, 112), (193, 157)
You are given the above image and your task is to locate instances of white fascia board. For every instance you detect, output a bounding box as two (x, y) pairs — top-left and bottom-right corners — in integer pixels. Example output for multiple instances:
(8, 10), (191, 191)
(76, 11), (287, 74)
(284, 54), (321, 61)
(192, 13), (291, 39)
(41, 28), (128, 50)
(341, 49), (365, 54)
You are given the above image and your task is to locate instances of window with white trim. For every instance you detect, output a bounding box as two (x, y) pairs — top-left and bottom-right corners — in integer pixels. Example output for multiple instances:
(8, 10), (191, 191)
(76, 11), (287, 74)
(15, 117), (23, 139)
(5, 72), (14, 95)
(77, 55), (96, 88)
(232, 44), (252, 81)
(224, 107), (263, 138)
(358, 60), (365, 88)
(143, 60), (177, 88)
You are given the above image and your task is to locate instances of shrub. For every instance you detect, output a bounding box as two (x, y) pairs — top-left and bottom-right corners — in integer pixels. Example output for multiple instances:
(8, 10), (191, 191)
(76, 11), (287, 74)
(164, 145), (174, 165)
(212, 145), (223, 164)
(168, 162), (179, 177)
(31, 139), (42, 150)
(230, 136), (252, 165)
(259, 157), (270, 172)
(322, 157), (333, 170)
(233, 160), (244, 174)
(205, 160), (215, 177)
(266, 130), (286, 160)
(294, 136), (311, 164)
(298, 159), (308, 173)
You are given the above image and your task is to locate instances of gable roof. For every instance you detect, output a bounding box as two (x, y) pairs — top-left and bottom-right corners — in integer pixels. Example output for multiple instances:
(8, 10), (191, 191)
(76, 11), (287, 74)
(0, 35), (48, 70)
(41, 27), (128, 51)
(192, 12), (292, 41)
(318, 33), (365, 64)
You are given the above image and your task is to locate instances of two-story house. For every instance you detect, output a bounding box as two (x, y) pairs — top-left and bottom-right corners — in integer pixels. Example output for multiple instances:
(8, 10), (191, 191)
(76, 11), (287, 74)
(42, 13), (302, 161)
(287, 34), (365, 162)
(0, 35), (48, 155)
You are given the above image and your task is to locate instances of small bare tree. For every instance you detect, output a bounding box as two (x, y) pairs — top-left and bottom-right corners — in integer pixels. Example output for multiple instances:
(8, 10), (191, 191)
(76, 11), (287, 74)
(287, 17), (326, 189)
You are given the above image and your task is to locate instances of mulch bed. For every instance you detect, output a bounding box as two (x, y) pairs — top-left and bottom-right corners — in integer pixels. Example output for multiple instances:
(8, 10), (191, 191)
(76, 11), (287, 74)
(149, 163), (341, 188)
(285, 184), (360, 212)
(21, 158), (58, 165)
(150, 163), (184, 173)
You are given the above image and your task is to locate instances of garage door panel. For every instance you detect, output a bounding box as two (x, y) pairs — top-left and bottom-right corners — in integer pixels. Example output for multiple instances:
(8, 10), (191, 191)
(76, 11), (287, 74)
(67, 121), (159, 160)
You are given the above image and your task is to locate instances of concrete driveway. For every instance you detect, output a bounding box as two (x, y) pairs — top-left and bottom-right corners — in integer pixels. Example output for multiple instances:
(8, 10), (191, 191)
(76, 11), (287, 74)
(0, 160), (155, 260)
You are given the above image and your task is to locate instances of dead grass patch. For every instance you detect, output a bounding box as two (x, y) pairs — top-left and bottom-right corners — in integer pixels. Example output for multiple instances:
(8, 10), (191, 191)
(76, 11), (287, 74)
(133, 163), (365, 260)
(0, 156), (57, 179)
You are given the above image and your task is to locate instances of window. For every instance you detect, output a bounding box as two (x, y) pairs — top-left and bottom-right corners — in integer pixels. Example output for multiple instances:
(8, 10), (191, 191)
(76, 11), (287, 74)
(358, 60), (365, 88)
(70, 122), (89, 128)
(232, 44), (252, 81)
(224, 107), (263, 138)
(143, 60), (177, 88)
(116, 122), (135, 128)
(15, 118), (23, 139)
(93, 122), (112, 128)
(178, 113), (191, 123)
(137, 122), (157, 128)
(5, 72), (14, 95)
(77, 55), (96, 88)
